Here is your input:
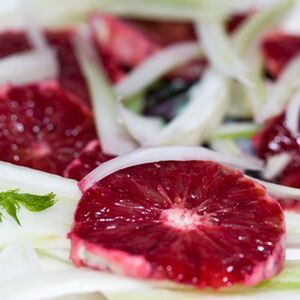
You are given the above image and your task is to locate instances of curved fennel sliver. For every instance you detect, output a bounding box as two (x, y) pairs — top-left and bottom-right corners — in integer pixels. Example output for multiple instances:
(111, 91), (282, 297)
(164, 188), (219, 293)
(114, 42), (202, 98)
(258, 55), (300, 124)
(0, 269), (148, 300)
(0, 161), (80, 201)
(0, 49), (58, 86)
(118, 103), (164, 144)
(249, 177), (300, 200)
(196, 21), (249, 85)
(0, 161), (81, 249)
(148, 70), (229, 146)
(74, 27), (137, 156)
(80, 146), (264, 191)
(285, 89), (300, 137)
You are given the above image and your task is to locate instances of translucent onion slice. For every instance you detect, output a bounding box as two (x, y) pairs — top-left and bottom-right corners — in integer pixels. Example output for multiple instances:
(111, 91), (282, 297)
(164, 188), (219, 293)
(263, 153), (293, 180)
(80, 146), (264, 191)
(258, 55), (300, 124)
(114, 42), (202, 98)
(0, 269), (147, 300)
(73, 27), (137, 156)
(195, 21), (250, 84)
(0, 49), (58, 86)
(147, 70), (229, 146)
(285, 90), (300, 137)
(118, 103), (164, 144)
(207, 122), (260, 140)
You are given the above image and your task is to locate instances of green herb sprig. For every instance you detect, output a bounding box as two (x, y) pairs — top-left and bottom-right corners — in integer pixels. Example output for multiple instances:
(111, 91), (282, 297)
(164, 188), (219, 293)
(0, 190), (56, 225)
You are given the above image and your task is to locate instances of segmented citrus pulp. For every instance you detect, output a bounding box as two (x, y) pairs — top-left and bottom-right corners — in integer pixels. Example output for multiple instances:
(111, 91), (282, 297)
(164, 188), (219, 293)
(262, 32), (300, 78)
(64, 140), (113, 181)
(252, 111), (300, 211)
(0, 82), (97, 175)
(0, 30), (91, 104)
(70, 160), (285, 289)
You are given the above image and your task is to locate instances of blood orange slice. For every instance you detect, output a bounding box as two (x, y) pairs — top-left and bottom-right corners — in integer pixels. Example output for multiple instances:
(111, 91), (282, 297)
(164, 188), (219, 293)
(64, 140), (113, 181)
(0, 30), (90, 104)
(69, 160), (285, 289)
(262, 32), (300, 79)
(0, 81), (97, 175)
(252, 112), (300, 211)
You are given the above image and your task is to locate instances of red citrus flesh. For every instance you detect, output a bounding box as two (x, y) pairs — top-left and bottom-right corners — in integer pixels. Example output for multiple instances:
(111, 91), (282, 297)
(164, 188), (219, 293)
(69, 160), (285, 289)
(0, 30), (90, 104)
(252, 112), (300, 187)
(90, 14), (160, 83)
(262, 32), (300, 79)
(252, 112), (300, 211)
(0, 81), (97, 175)
(64, 140), (113, 181)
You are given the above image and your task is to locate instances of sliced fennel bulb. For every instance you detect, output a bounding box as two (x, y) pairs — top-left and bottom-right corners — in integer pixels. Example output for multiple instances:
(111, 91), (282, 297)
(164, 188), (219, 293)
(263, 153), (293, 180)
(0, 162), (80, 250)
(233, 0), (294, 55)
(196, 21), (250, 84)
(119, 70), (229, 147)
(0, 49), (58, 86)
(118, 103), (164, 144)
(258, 55), (300, 123)
(231, 0), (293, 120)
(285, 89), (300, 137)
(114, 42), (202, 98)
(0, 269), (148, 300)
(0, 244), (42, 283)
(80, 145), (264, 191)
(0, 0), (270, 30)
(207, 122), (260, 140)
(74, 27), (137, 156)
(149, 70), (229, 146)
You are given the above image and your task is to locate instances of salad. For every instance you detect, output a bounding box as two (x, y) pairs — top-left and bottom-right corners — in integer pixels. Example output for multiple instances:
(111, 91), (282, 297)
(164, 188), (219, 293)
(1, 0), (300, 299)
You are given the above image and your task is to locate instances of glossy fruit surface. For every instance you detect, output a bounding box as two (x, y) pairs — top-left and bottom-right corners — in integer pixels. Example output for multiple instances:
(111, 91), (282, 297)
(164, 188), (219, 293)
(0, 82), (96, 175)
(70, 160), (285, 289)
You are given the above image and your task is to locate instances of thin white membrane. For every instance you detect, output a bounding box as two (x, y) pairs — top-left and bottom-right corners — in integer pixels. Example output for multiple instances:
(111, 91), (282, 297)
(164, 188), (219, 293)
(113, 42), (202, 98)
(73, 26), (137, 156)
(0, 49), (58, 86)
(285, 89), (300, 137)
(258, 55), (300, 124)
(80, 146), (264, 191)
